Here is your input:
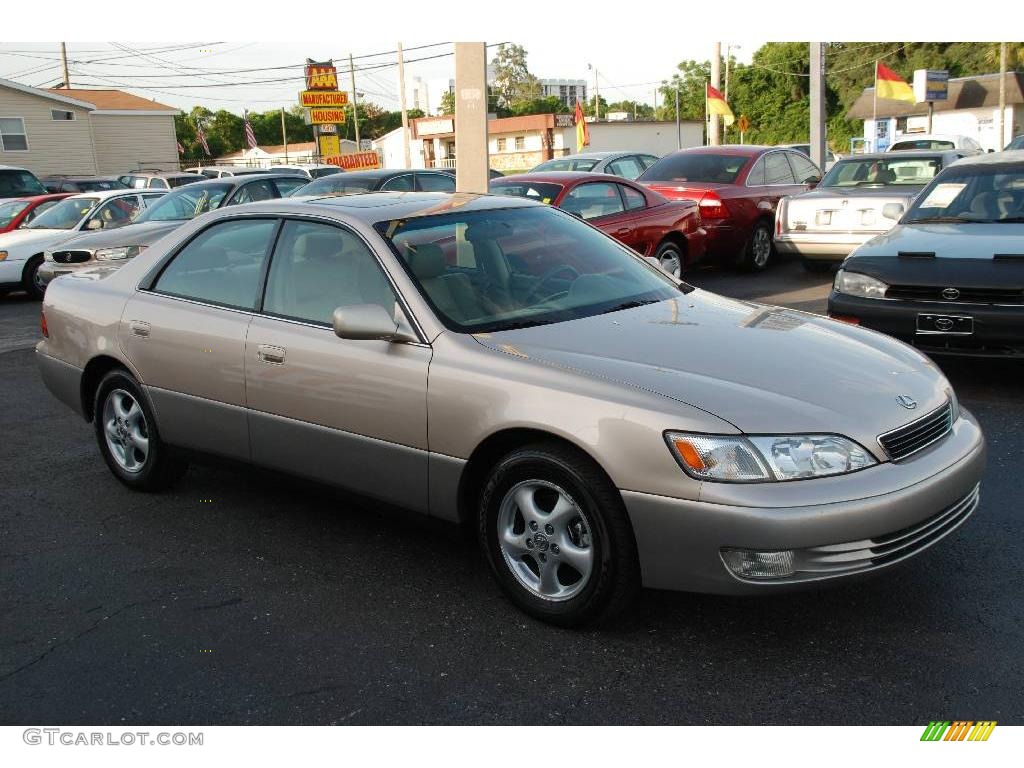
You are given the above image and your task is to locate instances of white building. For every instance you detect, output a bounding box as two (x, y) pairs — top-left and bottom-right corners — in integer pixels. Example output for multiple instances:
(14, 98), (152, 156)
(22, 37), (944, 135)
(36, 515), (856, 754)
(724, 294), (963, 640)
(848, 71), (1023, 152)
(539, 79), (588, 108)
(215, 139), (358, 168)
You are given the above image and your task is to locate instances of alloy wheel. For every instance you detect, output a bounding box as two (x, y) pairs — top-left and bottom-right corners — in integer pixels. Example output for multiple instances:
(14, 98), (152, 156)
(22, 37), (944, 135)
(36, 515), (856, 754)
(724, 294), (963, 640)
(102, 389), (150, 473)
(659, 248), (682, 278)
(752, 227), (771, 268)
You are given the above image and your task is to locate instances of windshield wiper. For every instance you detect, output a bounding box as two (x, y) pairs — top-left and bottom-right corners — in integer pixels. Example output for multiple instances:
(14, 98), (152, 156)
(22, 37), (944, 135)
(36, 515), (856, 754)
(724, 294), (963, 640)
(909, 216), (983, 224)
(603, 298), (661, 313)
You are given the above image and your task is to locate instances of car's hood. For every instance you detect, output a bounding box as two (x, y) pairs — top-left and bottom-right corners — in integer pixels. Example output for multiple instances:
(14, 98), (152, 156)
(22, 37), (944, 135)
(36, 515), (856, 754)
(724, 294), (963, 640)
(853, 221), (1024, 259)
(0, 227), (77, 254)
(55, 220), (183, 251)
(475, 292), (949, 454)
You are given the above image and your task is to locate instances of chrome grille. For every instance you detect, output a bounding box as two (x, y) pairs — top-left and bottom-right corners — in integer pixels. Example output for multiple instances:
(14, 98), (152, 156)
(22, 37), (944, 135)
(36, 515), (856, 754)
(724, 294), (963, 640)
(878, 401), (953, 461)
(51, 249), (92, 264)
(796, 483), (979, 576)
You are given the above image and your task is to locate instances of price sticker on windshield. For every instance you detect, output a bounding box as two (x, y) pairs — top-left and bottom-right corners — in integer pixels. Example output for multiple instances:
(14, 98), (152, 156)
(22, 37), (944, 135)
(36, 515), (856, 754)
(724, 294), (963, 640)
(920, 183), (966, 209)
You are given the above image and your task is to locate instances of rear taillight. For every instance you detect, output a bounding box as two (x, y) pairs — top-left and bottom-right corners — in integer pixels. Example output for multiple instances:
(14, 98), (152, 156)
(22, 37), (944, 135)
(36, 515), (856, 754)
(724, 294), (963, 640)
(698, 191), (729, 220)
(40, 310), (49, 338)
(829, 314), (860, 325)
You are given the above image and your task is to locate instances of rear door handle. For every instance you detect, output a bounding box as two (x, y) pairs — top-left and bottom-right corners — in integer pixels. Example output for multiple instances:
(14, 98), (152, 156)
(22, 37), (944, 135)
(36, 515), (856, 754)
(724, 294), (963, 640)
(614, 228), (631, 236)
(257, 344), (286, 364)
(129, 320), (150, 338)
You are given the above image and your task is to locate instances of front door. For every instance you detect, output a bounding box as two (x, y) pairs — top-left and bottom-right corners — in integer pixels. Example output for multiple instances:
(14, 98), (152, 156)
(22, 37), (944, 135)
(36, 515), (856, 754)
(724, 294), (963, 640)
(244, 218), (432, 513)
(120, 217), (279, 460)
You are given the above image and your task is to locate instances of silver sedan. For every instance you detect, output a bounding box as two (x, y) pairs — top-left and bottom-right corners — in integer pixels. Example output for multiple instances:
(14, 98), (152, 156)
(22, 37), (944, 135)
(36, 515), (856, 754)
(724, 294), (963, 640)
(36, 192), (985, 626)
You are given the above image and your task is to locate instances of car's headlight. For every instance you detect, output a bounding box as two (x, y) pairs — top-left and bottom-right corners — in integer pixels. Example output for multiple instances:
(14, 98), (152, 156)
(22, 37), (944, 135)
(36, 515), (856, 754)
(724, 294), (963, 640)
(94, 245), (146, 261)
(834, 268), (888, 299)
(666, 432), (876, 482)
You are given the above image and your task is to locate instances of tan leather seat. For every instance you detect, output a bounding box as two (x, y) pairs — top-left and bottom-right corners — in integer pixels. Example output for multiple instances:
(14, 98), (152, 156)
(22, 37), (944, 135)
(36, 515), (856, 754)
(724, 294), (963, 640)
(407, 243), (485, 323)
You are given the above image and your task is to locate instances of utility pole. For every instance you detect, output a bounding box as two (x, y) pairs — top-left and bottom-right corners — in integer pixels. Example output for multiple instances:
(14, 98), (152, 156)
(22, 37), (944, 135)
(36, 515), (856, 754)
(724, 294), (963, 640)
(999, 42), (1008, 149)
(675, 84), (681, 149)
(810, 42), (826, 175)
(60, 42), (70, 88)
(281, 108), (289, 162)
(397, 42), (411, 169)
(453, 42), (489, 194)
(348, 53), (360, 148)
(709, 42), (721, 145)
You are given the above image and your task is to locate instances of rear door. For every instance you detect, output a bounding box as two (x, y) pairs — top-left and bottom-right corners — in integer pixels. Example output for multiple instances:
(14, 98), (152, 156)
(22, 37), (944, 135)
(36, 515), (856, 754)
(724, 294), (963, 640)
(120, 216), (279, 460)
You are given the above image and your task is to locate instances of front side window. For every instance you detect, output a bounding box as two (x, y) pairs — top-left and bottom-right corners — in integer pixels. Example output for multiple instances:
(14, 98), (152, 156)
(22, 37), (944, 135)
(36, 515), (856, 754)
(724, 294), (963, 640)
(417, 173), (455, 192)
(89, 196), (141, 229)
(136, 184), (232, 222)
(263, 220), (397, 326)
(377, 206), (680, 333)
(27, 196), (99, 230)
(640, 153), (749, 184)
(905, 164), (1024, 224)
(153, 218), (277, 310)
(562, 182), (625, 219)
(763, 152), (796, 184)
(148, 178), (169, 189)
(0, 168), (46, 196)
(0, 117), (28, 151)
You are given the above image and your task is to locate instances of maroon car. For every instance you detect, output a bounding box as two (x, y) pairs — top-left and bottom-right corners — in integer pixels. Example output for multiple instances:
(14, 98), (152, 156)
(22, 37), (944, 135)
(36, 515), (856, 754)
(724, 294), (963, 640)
(0, 193), (74, 234)
(490, 172), (705, 277)
(637, 146), (821, 270)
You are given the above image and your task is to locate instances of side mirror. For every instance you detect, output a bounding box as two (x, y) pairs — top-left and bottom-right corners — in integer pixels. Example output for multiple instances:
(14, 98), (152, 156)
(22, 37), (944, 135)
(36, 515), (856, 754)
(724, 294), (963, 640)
(882, 202), (905, 220)
(85, 218), (104, 230)
(332, 304), (416, 343)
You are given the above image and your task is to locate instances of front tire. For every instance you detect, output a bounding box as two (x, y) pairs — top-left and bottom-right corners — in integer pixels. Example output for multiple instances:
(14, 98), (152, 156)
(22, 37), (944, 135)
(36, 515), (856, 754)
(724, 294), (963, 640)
(740, 221), (774, 271)
(94, 369), (188, 491)
(478, 442), (640, 627)
(22, 255), (45, 301)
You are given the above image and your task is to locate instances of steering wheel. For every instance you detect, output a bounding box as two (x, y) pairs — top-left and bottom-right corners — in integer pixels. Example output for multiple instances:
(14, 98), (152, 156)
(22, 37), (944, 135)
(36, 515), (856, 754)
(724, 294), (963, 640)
(524, 264), (581, 304)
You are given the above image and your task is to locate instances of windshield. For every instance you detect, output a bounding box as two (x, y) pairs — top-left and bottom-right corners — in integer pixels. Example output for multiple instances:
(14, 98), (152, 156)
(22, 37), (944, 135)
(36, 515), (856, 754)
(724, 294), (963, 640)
(639, 153), (749, 184)
(309, 167), (342, 178)
(0, 169), (47, 197)
(490, 180), (564, 204)
(375, 205), (680, 333)
(27, 196), (99, 230)
(532, 157), (599, 172)
(890, 139), (955, 151)
(136, 184), (232, 222)
(300, 175), (382, 195)
(905, 164), (1024, 223)
(0, 200), (30, 228)
(821, 156), (944, 187)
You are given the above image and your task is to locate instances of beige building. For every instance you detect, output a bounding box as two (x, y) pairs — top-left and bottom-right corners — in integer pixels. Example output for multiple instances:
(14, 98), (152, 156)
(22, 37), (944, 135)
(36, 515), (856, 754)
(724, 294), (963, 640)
(0, 79), (180, 176)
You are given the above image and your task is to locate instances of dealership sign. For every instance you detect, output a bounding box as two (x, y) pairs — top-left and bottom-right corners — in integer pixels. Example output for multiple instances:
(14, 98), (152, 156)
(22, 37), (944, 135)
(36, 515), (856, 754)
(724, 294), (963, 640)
(324, 151), (382, 170)
(299, 90), (349, 107)
(913, 69), (949, 103)
(309, 108), (348, 125)
(305, 62), (339, 90)
(319, 135), (341, 158)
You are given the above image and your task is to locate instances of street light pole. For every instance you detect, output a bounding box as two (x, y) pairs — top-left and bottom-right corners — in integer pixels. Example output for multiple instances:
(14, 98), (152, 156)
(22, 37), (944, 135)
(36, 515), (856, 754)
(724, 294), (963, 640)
(675, 84), (680, 149)
(348, 53), (360, 149)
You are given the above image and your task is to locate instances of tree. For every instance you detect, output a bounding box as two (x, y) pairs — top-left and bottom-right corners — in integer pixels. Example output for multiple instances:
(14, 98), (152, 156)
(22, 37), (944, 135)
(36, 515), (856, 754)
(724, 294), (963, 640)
(510, 95), (569, 117)
(490, 43), (541, 110)
(438, 89), (455, 116)
(605, 100), (656, 120)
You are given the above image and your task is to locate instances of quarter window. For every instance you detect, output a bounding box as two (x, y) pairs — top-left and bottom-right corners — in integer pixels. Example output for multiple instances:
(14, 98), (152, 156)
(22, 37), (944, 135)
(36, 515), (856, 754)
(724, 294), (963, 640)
(562, 182), (626, 219)
(763, 152), (796, 184)
(621, 185), (647, 210)
(0, 117), (28, 151)
(607, 157), (644, 180)
(787, 152), (821, 183)
(745, 158), (765, 186)
(153, 219), (277, 310)
(380, 174), (414, 191)
(262, 220), (397, 326)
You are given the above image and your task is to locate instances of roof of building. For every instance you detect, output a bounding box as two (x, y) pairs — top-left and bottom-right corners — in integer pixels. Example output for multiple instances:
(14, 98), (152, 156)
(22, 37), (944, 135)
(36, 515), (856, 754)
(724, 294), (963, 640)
(44, 88), (179, 113)
(848, 71), (1024, 120)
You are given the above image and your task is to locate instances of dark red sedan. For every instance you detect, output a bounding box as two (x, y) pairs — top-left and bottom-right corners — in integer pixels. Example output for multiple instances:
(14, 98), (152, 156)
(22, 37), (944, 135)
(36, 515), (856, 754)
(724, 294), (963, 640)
(637, 146), (821, 270)
(490, 172), (704, 277)
(0, 193), (74, 234)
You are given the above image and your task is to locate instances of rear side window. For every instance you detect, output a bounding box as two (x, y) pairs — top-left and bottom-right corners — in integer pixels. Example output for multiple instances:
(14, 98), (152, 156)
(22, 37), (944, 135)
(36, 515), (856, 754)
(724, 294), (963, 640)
(763, 152), (797, 184)
(417, 173), (456, 192)
(271, 177), (308, 197)
(562, 182), (626, 219)
(606, 156), (645, 180)
(621, 185), (647, 210)
(230, 179), (277, 204)
(788, 152), (821, 183)
(153, 219), (277, 310)
(380, 174), (415, 192)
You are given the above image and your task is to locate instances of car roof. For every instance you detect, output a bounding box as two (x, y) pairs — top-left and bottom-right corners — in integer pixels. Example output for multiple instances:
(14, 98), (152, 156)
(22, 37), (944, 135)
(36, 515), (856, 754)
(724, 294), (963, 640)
(495, 171), (625, 183)
(167, 173), (307, 190)
(835, 149), (962, 161)
(0, 192), (71, 203)
(662, 145), (775, 158)
(890, 133), (968, 141)
(65, 188), (149, 200)
(0, 165), (32, 172)
(224, 191), (539, 223)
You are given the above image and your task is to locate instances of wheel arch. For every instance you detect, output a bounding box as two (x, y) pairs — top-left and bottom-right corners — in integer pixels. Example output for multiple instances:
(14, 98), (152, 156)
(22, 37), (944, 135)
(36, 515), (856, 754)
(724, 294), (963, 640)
(80, 355), (130, 422)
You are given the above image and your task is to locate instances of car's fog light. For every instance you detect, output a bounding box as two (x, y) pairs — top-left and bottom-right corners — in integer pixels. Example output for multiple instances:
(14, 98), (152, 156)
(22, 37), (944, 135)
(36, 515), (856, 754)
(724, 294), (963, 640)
(721, 548), (795, 580)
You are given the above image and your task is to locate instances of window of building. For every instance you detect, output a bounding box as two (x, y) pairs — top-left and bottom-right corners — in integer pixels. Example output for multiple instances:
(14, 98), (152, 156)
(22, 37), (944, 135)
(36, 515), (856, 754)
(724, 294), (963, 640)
(515, 136), (525, 151)
(0, 117), (28, 151)
(497, 137), (507, 152)
(51, 109), (75, 121)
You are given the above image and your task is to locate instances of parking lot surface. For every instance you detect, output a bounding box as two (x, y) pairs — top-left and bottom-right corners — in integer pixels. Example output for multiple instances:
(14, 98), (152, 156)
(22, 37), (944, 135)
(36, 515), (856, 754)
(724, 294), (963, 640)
(1, 258), (1022, 725)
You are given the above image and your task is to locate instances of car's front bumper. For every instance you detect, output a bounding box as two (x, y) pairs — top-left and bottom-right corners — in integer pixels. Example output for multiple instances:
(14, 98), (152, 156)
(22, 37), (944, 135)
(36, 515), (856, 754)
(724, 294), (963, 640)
(623, 409), (985, 593)
(775, 231), (880, 260)
(828, 291), (1024, 357)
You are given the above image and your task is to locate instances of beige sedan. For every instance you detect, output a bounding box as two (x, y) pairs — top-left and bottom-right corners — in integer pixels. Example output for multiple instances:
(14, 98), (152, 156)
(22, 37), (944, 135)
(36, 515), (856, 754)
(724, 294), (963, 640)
(37, 193), (985, 626)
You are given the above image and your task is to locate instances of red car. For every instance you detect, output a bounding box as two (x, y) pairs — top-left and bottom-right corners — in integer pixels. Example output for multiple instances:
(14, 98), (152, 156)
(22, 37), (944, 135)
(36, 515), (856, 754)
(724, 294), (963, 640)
(637, 146), (821, 270)
(490, 172), (704, 277)
(0, 193), (74, 234)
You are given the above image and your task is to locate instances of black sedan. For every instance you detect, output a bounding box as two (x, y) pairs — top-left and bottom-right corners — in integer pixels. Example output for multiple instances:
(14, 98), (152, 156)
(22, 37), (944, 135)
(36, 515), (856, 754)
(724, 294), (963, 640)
(828, 151), (1024, 357)
(294, 169), (458, 195)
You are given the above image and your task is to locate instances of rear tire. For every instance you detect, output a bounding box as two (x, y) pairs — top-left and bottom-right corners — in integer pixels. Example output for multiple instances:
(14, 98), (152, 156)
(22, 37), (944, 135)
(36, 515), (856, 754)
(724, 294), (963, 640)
(654, 240), (684, 278)
(478, 441), (640, 627)
(22, 255), (45, 301)
(93, 369), (188, 491)
(740, 221), (774, 271)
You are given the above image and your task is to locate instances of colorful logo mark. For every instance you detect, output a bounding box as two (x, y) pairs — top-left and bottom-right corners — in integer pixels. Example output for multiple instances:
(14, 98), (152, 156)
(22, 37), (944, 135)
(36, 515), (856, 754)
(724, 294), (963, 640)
(920, 721), (997, 742)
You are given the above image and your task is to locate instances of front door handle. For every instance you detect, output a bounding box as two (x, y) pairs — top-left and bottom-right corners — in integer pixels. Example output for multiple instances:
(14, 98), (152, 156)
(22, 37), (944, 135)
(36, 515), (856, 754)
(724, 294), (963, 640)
(256, 344), (286, 364)
(129, 320), (150, 338)
(613, 228), (631, 236)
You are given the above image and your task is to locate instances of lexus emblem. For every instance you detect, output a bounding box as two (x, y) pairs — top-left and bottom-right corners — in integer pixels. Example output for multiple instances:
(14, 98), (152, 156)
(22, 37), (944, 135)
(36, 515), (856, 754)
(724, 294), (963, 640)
(896, 394), (917, 410)
(941, 287), (961, 300)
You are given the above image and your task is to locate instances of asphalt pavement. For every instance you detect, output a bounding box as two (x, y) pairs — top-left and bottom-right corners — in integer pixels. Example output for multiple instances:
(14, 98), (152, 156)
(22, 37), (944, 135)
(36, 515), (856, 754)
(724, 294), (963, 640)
(1, 258), (1022, 725)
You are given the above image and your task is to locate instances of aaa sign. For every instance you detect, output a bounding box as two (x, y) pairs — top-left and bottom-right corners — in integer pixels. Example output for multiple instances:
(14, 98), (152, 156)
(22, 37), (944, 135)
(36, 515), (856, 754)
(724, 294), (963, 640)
(305, 63), (338, 90)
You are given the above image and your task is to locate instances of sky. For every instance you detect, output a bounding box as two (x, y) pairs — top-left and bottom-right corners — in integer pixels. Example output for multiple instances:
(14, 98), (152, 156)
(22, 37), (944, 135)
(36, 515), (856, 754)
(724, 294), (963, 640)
(0, 40), (763, 116)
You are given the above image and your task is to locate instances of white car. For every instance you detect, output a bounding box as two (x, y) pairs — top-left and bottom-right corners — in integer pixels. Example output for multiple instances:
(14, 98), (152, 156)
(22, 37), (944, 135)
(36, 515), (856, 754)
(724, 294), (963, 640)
(887, 134), (985, 155)
(184, 165), (269, 179)
(0, 189), (163, 299)
(271, 163), (343, 180)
